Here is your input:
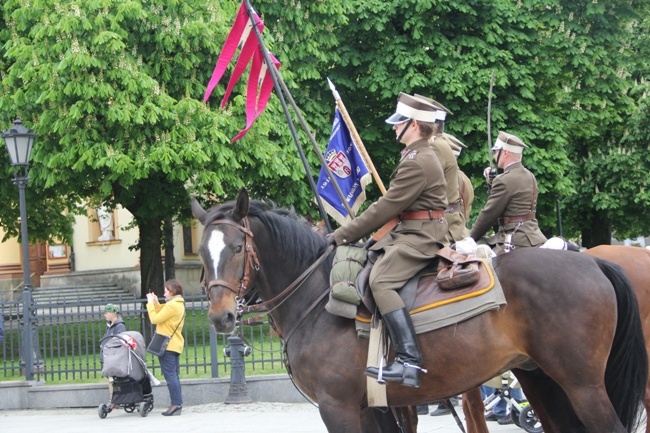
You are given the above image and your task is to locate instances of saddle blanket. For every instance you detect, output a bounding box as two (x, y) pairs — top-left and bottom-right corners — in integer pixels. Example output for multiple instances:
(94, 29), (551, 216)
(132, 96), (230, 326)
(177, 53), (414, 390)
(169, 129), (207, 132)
(355, 259), (506, 338)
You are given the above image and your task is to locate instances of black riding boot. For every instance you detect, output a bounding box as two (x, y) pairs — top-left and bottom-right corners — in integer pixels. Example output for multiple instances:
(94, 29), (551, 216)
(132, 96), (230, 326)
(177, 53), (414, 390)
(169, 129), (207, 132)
(365, 307), (425, 387)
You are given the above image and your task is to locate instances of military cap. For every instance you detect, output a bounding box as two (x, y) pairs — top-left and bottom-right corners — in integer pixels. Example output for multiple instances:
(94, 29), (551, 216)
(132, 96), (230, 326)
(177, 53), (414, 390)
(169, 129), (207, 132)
(491, 131), (529, 154)
(443, 133), (467, 156)
(413, 94), (454, 120)
(385, 93), (441, 124)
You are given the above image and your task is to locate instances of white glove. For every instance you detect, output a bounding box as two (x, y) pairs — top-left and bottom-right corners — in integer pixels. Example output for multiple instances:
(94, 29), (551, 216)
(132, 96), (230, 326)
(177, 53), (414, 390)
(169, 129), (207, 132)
(483, 167), (491, 180)
(454, 237), (477, 256)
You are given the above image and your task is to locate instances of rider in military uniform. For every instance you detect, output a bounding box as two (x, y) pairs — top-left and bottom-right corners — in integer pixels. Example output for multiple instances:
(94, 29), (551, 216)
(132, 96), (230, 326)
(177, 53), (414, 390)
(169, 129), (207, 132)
(330, 92), (449, 388)
(470, 131), (547, 254)
(413, 95), (467, 243)
(445, 133), (474, 225)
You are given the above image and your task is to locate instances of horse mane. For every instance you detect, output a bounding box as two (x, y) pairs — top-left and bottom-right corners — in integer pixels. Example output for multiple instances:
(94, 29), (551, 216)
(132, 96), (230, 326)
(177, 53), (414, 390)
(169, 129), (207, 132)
(204, 199), (329, 268)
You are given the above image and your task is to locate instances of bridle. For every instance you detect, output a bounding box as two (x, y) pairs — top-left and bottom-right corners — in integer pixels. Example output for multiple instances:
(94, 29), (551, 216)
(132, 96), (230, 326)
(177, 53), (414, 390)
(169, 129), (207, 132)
(201, 216), (334, 340)
(202, 217), (260, 301)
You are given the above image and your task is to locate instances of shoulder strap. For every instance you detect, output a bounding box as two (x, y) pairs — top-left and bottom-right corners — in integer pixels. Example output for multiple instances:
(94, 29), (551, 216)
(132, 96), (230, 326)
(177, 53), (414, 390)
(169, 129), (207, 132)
(170, 312), (185, 337)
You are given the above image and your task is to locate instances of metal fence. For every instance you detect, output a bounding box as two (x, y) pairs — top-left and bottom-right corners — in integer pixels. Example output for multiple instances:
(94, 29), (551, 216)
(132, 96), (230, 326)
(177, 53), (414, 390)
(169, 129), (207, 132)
(0, 295), (285, 382)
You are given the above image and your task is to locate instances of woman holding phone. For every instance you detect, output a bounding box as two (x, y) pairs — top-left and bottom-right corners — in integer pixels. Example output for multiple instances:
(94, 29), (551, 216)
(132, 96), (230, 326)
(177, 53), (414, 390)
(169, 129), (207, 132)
(146, 279), (185, 416)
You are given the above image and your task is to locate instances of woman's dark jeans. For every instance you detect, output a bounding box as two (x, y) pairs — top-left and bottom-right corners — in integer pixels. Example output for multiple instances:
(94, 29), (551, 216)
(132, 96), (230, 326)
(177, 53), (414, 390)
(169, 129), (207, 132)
(159, 350), (182, 406)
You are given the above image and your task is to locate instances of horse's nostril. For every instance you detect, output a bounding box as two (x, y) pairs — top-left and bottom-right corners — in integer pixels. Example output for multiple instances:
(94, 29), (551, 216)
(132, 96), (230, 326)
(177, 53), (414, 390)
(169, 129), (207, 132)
(221, 314), (230, 326)
(209, 310), (236, 333)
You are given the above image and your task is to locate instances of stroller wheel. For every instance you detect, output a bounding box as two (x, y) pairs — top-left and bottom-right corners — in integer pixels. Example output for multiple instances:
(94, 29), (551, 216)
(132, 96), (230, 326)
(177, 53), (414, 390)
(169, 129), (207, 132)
(98, 404), (108, 419)
(124, 404), (135, 413)
(138, 402), (150, 417)
(519, 404), (544, 433)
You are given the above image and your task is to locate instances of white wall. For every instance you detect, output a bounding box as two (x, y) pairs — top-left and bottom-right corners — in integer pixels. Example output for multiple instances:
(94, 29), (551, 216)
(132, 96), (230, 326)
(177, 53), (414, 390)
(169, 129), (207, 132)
(71, 206), (140, 272)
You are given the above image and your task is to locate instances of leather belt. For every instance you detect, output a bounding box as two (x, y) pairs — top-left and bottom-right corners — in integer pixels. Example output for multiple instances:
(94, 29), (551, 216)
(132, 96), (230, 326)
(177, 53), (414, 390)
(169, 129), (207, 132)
(498, 212), (535, 225)
(445, 201), (462, 213)
(400, 209), (445, 220)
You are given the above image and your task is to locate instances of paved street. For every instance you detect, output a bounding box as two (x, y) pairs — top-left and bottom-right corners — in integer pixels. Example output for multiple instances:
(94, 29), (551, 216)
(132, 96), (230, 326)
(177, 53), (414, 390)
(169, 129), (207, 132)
(0, 402), (524, 433)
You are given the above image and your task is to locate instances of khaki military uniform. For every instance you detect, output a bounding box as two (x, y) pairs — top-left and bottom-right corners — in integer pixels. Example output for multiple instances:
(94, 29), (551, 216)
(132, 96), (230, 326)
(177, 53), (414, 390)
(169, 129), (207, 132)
(458, 170), (474, 237)
(430, 133), (466, 242)
(333, 139), (448, 313)
(470, 162), (546, 253)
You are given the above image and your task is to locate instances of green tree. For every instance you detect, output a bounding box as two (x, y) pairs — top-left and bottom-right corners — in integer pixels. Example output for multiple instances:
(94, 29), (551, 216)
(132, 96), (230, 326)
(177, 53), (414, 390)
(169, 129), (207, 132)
(259, 0), (650, 245)
(542, 2), (650, 246)
(0, 0), (315, 296)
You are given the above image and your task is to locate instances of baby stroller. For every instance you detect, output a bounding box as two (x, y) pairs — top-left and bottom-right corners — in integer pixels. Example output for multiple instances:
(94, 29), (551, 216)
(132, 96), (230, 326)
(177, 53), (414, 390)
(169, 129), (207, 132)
(98, 331), (154, 418)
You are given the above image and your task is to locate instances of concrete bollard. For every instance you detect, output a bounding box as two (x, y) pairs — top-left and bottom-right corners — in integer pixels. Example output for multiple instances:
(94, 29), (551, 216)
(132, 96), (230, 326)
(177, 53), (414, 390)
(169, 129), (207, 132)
(224, 334), (253, 403)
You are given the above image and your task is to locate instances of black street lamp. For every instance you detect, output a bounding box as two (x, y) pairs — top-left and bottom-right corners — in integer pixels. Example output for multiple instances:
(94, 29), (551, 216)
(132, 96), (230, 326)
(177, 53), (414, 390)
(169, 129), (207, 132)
(2, 117), (40, 380)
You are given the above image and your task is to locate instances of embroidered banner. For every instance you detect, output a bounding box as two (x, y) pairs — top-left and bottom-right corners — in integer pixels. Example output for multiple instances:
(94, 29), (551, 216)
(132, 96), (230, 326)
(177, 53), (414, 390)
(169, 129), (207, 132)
(317, 108), (372, 225)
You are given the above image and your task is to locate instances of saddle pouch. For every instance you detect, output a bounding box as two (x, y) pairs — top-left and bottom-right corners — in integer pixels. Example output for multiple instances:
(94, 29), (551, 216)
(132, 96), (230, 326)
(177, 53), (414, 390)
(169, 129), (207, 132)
(435, 246), (481, 290)
(330, 245), (368, 305)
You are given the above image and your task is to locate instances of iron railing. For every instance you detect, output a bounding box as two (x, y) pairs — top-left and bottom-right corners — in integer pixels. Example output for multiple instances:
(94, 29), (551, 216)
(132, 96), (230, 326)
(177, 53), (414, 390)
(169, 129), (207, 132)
(0, 295), (285, 382)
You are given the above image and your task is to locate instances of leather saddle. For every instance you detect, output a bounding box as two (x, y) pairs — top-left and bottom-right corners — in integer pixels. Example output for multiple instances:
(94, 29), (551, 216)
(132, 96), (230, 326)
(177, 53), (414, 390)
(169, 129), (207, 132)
(356, 246), (489, 315)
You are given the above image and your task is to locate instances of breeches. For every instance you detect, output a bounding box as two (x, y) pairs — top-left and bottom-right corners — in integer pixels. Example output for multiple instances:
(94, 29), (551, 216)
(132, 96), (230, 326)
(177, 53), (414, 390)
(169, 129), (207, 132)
(369, 244), (434, 314)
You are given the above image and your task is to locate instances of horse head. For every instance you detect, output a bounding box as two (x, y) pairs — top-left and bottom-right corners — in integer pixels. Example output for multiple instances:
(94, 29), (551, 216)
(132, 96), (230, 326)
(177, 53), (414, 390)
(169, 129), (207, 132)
(192, 189), (259, 334)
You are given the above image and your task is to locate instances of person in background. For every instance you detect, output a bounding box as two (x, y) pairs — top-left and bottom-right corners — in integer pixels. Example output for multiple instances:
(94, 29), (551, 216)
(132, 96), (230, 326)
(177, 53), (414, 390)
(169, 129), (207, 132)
(414, 95), (467, 243)
(146, 279), (185, 416)
(445, 133), (474, 225)
(100, 304), (126, 362)
(99, 303), (126, 404)
(470, 131), (546, 254)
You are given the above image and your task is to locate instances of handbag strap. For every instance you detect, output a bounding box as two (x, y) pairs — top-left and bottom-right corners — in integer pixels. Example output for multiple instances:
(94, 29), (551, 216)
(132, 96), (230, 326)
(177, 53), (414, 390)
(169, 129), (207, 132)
(168, 312), (185, 337)
(156, 310), (185, 338)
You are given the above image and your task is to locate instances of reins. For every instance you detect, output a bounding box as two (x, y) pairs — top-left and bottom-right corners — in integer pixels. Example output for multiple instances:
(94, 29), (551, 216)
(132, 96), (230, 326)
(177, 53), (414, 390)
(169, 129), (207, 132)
(203, 216), (335, 342)
(239, 243), (335, 341)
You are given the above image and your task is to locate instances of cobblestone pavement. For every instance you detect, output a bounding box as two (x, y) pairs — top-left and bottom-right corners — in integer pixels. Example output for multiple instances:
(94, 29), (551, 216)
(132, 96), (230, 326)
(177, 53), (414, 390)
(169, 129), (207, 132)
(0, 402), (527, 433)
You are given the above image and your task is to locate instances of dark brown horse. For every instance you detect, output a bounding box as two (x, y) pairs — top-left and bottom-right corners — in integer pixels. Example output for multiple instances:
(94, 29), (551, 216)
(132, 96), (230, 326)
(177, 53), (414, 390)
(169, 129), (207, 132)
(192, 190), (647, 433)
(461, 245), (650, 433)
(587, 246), (650, 433)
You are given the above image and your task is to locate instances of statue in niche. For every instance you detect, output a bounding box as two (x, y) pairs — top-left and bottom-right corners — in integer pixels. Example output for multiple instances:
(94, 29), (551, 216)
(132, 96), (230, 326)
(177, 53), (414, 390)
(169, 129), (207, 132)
(97, 207), (115, 241)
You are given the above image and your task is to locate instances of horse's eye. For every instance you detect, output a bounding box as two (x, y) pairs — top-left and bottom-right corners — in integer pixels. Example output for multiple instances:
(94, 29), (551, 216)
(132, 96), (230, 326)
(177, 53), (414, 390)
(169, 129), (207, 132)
(236, 245), (243, 254)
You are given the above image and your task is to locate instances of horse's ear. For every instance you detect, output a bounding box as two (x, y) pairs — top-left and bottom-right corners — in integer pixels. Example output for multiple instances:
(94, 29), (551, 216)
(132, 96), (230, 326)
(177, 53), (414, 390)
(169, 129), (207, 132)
(233, 189), (250, 221)
(191, 198), (208, 225)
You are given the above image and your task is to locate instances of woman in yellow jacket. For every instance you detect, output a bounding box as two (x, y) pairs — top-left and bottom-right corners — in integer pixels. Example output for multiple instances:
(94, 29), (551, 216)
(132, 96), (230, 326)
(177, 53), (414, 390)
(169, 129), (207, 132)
(146, 279), (185, 416)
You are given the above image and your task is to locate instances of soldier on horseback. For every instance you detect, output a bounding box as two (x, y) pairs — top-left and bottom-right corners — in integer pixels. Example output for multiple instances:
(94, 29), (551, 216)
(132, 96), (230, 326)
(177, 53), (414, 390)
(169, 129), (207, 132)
(469, 131), (547, 254)
(414, 94), (469, 244)
(328, 92), (449, 388)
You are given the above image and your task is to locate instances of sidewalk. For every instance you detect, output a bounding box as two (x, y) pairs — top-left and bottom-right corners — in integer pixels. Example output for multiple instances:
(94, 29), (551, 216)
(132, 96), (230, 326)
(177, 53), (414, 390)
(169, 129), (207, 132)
(0, 402), (523, 433)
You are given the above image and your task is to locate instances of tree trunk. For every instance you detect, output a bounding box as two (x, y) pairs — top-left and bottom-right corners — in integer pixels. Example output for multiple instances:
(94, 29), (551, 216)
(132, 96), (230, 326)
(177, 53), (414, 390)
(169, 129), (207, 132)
(164, 217), (175, 280)
(139, 220), (164, 298)
(581, 212), (612, 248)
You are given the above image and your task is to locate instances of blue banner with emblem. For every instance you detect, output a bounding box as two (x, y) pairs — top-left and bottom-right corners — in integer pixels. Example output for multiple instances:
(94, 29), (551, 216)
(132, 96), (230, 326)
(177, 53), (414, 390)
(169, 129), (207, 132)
(317, 108), (372, 226)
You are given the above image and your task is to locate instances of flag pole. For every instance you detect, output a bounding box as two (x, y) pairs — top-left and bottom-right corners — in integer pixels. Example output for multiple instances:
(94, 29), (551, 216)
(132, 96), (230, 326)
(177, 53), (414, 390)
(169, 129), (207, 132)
(242, 0), (353, 227)
(327, 78), (387, 195)
(486, 71), (495, 173)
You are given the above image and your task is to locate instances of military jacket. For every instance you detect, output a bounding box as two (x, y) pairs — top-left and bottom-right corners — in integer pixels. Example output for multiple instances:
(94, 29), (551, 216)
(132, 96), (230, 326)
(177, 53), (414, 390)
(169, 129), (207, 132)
(470, 162), (547, 248)
(458, 170), (474, 221)
(458, 170), (474, 238)
(430, 133), (466, 242)
(333, 139), (449, 255)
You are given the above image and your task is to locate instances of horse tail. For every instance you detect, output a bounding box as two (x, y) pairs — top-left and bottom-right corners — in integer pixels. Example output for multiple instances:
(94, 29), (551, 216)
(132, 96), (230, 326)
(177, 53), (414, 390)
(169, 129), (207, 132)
(596, 258), (648, 431)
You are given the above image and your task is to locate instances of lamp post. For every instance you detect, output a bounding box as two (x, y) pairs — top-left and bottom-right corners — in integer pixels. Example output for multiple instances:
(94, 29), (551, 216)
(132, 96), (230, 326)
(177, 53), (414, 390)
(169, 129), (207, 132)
(2, 117), (39, 380)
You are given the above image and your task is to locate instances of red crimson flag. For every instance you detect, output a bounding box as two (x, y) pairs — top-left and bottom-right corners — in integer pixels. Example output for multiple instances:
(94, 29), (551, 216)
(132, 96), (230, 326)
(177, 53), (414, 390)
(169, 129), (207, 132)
(203, 2), (280, 141)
